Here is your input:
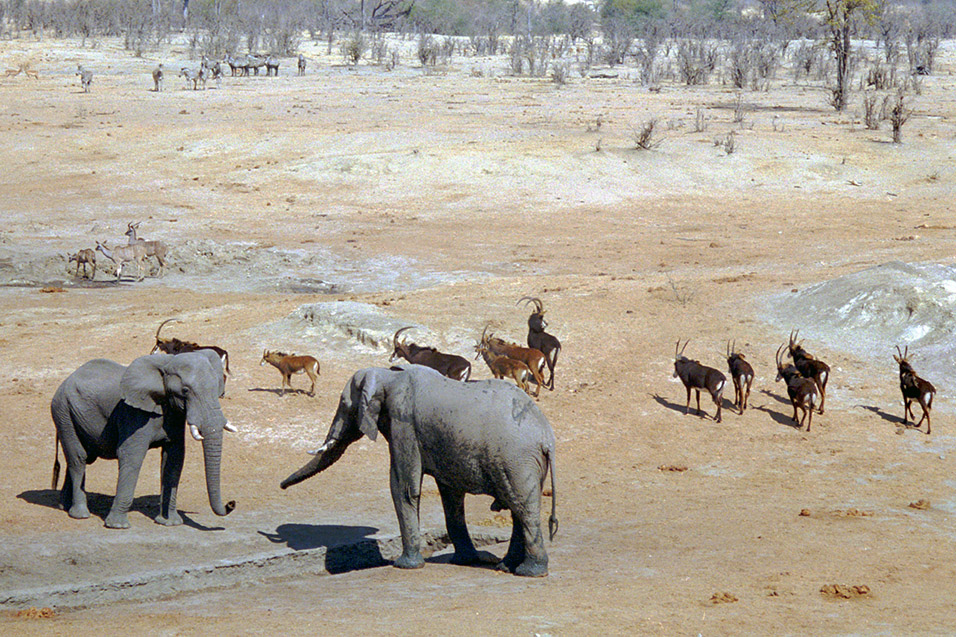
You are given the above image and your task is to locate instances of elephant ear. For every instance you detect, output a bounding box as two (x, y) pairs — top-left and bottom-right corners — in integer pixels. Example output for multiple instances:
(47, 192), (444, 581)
(120, 355), (167, 414)
(356, 370), (383, 441)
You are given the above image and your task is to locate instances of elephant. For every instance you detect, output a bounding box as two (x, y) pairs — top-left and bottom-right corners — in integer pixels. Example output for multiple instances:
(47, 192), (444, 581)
(281, 364), (558, 577)
(49, 350), (237, 529)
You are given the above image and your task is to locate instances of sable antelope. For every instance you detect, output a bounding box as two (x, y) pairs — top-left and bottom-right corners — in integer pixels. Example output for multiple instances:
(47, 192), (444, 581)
(68, 248), (96, 279)
(480, 325), (547, 392)
(787, 330), (830, 414)
(474, 340), (536, 396)
(894, 346), (936, 434)
(151, 319), (231, 387)
(518, 296), (561, 390)
(673, 340), (726, 423)
(389, 327), (472, 381)
(775, 344), (818, 431)
(726, 340), (754, 414)
(260, 350), (320, 396)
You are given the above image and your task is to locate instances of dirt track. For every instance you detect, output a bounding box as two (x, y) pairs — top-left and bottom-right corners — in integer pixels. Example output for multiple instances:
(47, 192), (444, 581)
(2, 36), (956, 634)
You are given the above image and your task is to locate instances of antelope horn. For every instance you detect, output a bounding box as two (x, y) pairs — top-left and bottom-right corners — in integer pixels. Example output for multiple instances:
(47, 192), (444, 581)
(674, 339), (681, 359)
(679, 339), (689, 356)
(393, 326), (414, 346)
(776, 344), (786, 366)
(155, 317), (180, 341)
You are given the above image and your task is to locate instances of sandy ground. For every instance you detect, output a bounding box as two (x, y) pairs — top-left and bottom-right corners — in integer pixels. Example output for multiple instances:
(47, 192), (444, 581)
(2, 34), (956, 634)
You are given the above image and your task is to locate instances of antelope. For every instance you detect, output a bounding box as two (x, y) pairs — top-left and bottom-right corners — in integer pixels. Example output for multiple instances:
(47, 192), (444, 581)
(673, 340), (726, 423)
(389, 327), (472, 381)
(474, 340), (536, 396)
(225, 54), (244, 76)
(726, 340), (754, 414)
(151, 318), (231, 385)
(260, 350), (320, 396)
(125, 222), (168, 276)
(152, 63), (164, 91)
(179, 66), (206, 90)
(95, 241), (147, 281)
(265, 55), (280, 76)
(894, 346), (936, 434)
(480, 325), (547, 392)
(518, 296), (561, 390)
(297, 53), (306, 76)
(67, 248), (96, 279)
(76, 65), (93, 92)
(775, 344), (818, 431)
(787, 330), (830, 413)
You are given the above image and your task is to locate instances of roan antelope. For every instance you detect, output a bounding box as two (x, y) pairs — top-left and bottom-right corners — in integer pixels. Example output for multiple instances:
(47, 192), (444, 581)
(673, 340), (726, 423)
(474, 340), (536, 397)
(480, 325), (547, 392)
(260, 350), (320, 396)
(893, 345), (936, 434)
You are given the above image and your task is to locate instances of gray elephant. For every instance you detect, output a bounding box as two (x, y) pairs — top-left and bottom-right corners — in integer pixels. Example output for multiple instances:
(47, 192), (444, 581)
(281, 364), (558, 577)
(50, 351), (236, 529)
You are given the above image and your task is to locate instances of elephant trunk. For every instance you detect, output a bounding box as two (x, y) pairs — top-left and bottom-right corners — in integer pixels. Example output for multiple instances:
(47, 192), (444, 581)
(280, 435), (352, 489)
(200, 429), (235, 516)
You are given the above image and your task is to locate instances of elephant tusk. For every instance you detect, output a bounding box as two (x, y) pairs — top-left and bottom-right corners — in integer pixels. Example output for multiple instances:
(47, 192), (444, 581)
(307, 440), (332, 456)
(189, 423), (204, 441)
(224, 421), (238, 433)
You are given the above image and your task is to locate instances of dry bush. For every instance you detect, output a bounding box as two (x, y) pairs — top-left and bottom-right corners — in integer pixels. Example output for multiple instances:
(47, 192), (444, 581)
(862, 92), (881, 130)
(633, 119), (662, 150)
(889, 89), (913, 143)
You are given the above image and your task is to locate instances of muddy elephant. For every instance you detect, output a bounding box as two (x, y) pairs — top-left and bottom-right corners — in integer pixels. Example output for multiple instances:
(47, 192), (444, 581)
(281, 364), (558, 577)
(50, 351), (236, 529)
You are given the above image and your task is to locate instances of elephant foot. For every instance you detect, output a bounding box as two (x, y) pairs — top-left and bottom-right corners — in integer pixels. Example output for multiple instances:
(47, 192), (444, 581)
(154, 512), (184, 527)
(67, 504), (91, 520)
(393, 553), (425, 570)
(104, 512), (131, 529)
(514, 558), (549, 577)
(449, 550), (484, 566)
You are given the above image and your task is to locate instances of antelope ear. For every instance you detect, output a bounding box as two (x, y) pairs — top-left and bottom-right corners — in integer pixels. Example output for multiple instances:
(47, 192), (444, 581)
(893, 355), (902, 364)
(121, 355), (167, 414)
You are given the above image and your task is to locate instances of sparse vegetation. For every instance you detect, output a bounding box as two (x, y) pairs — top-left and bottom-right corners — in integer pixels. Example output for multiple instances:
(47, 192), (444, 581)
(633, 119), (662, 150)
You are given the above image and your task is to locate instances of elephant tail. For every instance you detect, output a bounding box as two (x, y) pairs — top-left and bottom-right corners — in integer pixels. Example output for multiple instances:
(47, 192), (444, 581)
(52, 432), (61, 490)
(545, 447), (558, 542)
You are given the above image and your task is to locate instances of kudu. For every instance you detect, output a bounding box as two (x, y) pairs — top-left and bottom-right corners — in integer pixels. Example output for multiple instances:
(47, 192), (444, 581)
(673, 340), (726, 423)
(95, 241), (147, 281)
(389, 327), (472, 381)
(893, 346), (936, 434)
(726, 340), (754, 414)
(787, 330), (830, 414)
(125, 222), (168, 276)
(474, 340), (537, 397)
(518, 296), (561, 390)
(480, 325), (547, 391)
(151, 318), (231, 388)
(775, 344), (818, 431)
(260, 350), (320, 396)
(68, 248), (96, 279)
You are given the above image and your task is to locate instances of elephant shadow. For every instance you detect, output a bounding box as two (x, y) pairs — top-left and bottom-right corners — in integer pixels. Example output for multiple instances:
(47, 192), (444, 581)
(17, 489), (225, 531)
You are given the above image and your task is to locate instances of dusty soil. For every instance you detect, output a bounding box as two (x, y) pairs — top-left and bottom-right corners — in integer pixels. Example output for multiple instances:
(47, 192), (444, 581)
(2, 35), (956, 634)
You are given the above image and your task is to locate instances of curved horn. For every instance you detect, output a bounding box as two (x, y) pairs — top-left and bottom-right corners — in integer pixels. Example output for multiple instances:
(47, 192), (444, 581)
(517, 296), (544, 313)
(393, 326), (414, 346)
(155, 317), (180, 341)
(675, 339), (681, 360)
(776, 344), (786, 367)
(481, 324), (492, 343)
(679, 339), (689, 356)
(895, 345), (904, 359)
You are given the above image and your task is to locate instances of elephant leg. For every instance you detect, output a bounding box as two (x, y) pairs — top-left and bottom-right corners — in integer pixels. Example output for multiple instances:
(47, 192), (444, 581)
(498, 513), (525, 572)
(511, 507), (549, 577)
(105, 444), (148, 529)
(63, 460), (91, 519)
(436, 481), (480, 566)
(155, 441), (184, 526)
(389, 442), (425, 569)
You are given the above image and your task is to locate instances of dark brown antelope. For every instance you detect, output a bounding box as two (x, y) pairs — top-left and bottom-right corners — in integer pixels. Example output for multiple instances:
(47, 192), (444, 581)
(68, 248), (96, 279)
(893, 346), (936, 434)
(151, 318), (231, 387)
(726, 340), (754, 414)
(389, 327), (472, 381)
(480, 325), (547, 392)
(518, 296), (561, 390)
(261, 350), (320, 396)
(673, 340), (726, 423)
(474, 340), (536, 397)
(775, 344), (818, 431)
(787, 330), (830, 414)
